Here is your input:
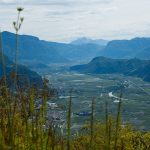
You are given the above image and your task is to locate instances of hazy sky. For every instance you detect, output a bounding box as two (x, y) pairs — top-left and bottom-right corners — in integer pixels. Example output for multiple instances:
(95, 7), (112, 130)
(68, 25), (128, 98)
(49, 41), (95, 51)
(0, 0), (150, 42)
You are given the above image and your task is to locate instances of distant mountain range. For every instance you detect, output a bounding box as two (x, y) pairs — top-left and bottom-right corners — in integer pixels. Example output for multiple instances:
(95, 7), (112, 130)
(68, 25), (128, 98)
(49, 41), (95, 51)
(99, 38), (150, 59)
(2, 32), (104, 64)
(71, 37), (108, 46)
(2, 31), (150, 67)
(70, 56), (150, 82)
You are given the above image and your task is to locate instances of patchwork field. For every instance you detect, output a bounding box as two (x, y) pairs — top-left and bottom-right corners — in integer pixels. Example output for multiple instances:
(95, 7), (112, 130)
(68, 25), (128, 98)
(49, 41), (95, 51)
(43, 69), (150, 132)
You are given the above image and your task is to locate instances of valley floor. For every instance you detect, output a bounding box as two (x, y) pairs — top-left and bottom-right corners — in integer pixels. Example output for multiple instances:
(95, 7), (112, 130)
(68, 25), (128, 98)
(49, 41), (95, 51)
(40, 65), (150, 132)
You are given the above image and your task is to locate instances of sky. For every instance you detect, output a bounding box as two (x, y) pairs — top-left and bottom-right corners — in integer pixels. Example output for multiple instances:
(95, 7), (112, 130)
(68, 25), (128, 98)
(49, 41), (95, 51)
(0, 0), (150, 42)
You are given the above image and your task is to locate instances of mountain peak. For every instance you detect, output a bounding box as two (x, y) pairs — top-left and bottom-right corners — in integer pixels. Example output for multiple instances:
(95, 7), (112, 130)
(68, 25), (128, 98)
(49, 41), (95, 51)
(71, 37), (108, 46)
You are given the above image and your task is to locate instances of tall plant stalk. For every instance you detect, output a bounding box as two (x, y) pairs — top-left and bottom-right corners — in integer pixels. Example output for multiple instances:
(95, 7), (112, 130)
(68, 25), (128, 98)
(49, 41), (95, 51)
(105, 100), (108, 136)
(114, 91), (123, 150)
(0, 29), (6, 85)
(13, 7), (24, 89)
(105, 100), (110, 150)
(67, 90), (72, 150)
(90, 98), (95, 150)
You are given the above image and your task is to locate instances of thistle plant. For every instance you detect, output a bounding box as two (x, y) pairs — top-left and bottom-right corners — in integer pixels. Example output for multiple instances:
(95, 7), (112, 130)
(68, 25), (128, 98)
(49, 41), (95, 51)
(13, 7), (24, 89)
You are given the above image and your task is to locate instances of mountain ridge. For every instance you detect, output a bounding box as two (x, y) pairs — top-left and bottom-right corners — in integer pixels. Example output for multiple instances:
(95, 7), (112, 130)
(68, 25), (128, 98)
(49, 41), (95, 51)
(99, 37), (150, 59)
(70, 56), (150, 82)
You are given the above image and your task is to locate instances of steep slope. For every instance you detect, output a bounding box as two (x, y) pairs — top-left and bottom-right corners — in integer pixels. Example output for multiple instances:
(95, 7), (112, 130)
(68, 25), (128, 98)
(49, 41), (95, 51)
(2, 31), (68, 63)
(70, 57), (150, 82)
(0, 54), (43, 87)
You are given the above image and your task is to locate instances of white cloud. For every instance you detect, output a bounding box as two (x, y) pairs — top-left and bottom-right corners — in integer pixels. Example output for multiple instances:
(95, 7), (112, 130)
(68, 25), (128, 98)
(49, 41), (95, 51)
(0, 0), (113, 5)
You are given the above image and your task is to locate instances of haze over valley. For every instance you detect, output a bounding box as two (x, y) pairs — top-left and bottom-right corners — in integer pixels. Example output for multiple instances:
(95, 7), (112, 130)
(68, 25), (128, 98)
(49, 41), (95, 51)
(1, 31), (150, 131)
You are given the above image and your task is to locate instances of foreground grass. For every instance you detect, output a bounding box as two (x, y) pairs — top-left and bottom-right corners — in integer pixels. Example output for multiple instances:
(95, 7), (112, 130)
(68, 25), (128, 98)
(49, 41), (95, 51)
(0, 84), (150, 150)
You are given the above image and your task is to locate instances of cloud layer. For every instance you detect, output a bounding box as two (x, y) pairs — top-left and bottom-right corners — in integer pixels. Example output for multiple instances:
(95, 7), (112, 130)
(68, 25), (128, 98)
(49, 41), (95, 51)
(0, 0), (150, 42)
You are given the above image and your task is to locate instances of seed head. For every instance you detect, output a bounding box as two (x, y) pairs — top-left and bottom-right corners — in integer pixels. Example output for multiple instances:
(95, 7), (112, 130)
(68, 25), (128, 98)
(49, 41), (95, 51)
(13, 21), (16, 27)
(20, 17), (24, 22)
(17, 7), (24, 12)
